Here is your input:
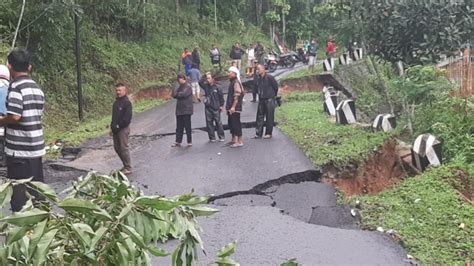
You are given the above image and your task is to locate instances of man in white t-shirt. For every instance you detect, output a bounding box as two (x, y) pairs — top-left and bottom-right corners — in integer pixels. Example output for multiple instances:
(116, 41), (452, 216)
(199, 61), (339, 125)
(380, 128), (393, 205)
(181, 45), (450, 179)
(246, 43), (256, 77)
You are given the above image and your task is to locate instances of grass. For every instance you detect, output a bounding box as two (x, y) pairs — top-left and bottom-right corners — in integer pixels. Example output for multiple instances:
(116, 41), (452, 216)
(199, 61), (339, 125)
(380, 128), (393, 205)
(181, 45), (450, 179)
(351, 164), (474, 264)
(280, 64), (324, 81)
(277, 92), (392, 167)
(44, 98), (164, 147)
(278, 91), (473, 265)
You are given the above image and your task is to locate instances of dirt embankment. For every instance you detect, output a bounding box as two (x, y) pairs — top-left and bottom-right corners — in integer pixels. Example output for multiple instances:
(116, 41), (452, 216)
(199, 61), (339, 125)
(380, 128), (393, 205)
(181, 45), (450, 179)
(279, 76), (324, 94)
(130, 85), (173, 102)
(322, 140), (405, 196)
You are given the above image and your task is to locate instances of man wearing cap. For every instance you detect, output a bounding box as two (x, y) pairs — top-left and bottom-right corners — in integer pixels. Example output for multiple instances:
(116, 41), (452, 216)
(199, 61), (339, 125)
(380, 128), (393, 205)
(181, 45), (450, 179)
(254, 64), (278, 139)
(226, 67), (244, 147)
(0, 48), (46, 212)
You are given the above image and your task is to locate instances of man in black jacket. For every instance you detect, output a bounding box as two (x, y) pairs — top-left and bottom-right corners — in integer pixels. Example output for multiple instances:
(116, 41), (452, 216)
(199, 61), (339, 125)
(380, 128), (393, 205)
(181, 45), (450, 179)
(254, 64), (278, 139)
(110, 83), (132, 174)
(199, 72), (225, 142)
(229, 42), (245, 70)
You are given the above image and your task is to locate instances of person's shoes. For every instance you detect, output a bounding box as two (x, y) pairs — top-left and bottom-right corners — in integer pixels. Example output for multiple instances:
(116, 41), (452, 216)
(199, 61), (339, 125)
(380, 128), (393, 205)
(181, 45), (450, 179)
(210, 139), (217, 143)
(252, 135), (262, 139)
(171, 143), (181, 147)
(187, 143), (193, 147)
(121, 168), (132, 175)
(263, 135), (273, 139)
(230, 143), (244, 148)
(218, 138), (225, 142)
(197, 98), (201, 103)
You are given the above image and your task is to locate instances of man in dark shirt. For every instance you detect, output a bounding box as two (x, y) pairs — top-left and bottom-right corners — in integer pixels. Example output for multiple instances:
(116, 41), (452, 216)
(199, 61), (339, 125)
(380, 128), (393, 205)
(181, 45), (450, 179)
(254, 64), (278, 139)
(199, 72), (225, 142)
(110, 83), (132, 175)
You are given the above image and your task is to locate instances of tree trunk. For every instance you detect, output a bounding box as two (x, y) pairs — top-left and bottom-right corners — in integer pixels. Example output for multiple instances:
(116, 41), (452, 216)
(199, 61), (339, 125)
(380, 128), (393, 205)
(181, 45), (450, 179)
(176, 0), (180, 15)
(368, 55), (395, 115)
(11, 0), (26, 49)
(282, 10), (286, 45)
(214, 0), (217, 29)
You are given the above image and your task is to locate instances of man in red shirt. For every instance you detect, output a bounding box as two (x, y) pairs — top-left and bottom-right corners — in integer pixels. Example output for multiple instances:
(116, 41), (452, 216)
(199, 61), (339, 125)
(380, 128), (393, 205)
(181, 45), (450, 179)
(326, 37), (337, 58)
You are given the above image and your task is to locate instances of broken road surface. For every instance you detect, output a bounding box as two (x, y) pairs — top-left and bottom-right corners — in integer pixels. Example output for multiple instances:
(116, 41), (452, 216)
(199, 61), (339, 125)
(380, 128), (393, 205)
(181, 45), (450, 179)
(53, 68), (407, 265)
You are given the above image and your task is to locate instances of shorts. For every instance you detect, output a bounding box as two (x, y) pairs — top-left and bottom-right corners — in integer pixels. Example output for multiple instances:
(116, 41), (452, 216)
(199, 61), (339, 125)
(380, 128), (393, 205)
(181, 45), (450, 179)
(191, 82), (200, 95)
(309, 56), (316, 65)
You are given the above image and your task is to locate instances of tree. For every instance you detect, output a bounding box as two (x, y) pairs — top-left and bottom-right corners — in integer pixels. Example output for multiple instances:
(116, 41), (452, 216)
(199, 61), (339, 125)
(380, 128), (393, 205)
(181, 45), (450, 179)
(351, 0), (473, 66)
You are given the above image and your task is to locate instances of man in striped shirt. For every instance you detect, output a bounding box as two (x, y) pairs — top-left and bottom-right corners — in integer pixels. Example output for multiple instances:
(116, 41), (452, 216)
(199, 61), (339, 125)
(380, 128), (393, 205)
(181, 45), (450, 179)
(0, 48), (45, 212)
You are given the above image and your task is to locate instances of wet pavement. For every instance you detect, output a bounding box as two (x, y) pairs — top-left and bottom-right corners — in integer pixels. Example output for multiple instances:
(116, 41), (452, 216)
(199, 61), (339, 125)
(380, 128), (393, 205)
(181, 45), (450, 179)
(47, 65), (407, 265)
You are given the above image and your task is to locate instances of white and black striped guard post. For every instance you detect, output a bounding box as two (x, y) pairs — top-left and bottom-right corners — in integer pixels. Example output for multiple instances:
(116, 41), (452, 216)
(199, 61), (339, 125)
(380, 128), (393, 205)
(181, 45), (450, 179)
(336, 99), (356, 124)
(323, 91), (338, 116)
(354, 48), (363, 61)
(323, 58), (335, 72)
(411, 134), (442, 172)
(372, 114), (396, 132)
(339, 53), (350, 65)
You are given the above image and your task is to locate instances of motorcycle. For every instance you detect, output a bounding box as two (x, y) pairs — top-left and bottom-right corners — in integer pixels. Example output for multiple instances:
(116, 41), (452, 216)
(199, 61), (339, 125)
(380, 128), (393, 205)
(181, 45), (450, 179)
(264, 52), (278, 72)
(279, 51), (297, 68)
(297, 48), (309, 64)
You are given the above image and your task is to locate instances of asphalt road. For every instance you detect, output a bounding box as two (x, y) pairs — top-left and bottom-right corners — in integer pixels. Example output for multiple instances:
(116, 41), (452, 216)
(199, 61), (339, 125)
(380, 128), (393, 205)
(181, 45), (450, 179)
(55, 64), (407, 265)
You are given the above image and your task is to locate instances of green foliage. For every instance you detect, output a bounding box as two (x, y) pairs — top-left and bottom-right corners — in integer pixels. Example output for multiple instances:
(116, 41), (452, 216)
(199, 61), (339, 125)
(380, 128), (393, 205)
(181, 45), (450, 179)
(414, 95), (474, 164)
(277, 92), (393, 167)
(351, 165), (473, 264)
(351, 0), (473, 65)
(281, 258), (300, 266)
(388, 65), (451, 105)
(0, 172), (218, 265)
(280, 65), (323, 81)
(212, 240), (240, 266)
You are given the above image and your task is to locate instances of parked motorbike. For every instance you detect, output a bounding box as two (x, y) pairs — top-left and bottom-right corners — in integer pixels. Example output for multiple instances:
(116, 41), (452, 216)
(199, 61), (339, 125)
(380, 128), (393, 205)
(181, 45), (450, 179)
(264, 52), (278, 72)
(297, 48), (309, 64)
(279, 51), (297, 68)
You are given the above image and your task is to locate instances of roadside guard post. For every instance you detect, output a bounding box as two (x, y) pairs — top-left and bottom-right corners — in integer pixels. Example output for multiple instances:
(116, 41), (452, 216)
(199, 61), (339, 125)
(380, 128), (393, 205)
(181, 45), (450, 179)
(372, 114), (396, 132)
(323, 58), (335, 72)
(353, 48), (363, 61)
(336, 99), (356, 124)
(411, 134), (442, 172)
(322, 86), (338, 116)
(339, 53), (350, 65)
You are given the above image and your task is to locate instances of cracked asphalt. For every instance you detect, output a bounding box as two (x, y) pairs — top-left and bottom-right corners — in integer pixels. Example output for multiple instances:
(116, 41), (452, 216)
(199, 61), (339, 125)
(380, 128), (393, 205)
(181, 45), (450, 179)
(48, 65), (408, 265)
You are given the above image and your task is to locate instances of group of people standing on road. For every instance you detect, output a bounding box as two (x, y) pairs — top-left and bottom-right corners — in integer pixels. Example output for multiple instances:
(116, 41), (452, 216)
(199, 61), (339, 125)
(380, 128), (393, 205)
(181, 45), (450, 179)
(170, 63), (278, 149)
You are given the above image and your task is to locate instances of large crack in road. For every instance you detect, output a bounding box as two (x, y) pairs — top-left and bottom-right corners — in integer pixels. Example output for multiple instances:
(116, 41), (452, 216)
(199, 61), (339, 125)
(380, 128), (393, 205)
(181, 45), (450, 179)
(43, 64), (408, 265)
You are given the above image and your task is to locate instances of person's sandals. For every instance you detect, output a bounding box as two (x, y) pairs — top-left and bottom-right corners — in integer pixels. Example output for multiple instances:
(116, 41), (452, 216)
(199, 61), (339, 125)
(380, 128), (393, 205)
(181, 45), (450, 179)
(230, 143), (244, 148)
(224, 141), (235, 146)
(171, 143), (181, 147)
(120, 168), (132, 175)
(252, 135), (262, 139)
(263, 135), (272, 139)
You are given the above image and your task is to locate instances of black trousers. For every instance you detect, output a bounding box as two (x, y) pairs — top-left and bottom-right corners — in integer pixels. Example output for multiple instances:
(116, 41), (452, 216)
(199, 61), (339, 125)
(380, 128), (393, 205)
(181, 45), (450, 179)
(256, 98), (276, 137)
(176, 114), (192, 144)
(252, 85), (258, 101)
(7, 156), (44, 212)
(205, 108), (225, 140)
(228, 112), (242, 137)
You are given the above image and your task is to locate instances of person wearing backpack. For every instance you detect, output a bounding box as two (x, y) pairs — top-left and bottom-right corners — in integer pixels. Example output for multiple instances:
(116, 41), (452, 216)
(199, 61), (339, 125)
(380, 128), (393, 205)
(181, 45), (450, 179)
(199, 72), (225, 142)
